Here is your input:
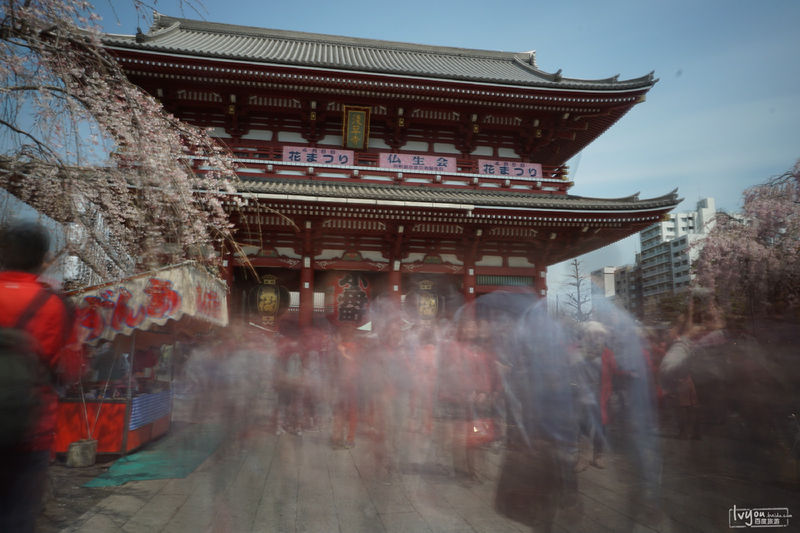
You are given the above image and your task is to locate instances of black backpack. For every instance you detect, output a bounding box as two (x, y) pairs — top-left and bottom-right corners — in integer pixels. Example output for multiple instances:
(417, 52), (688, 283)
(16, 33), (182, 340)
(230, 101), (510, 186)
(0, 289), (55, 450)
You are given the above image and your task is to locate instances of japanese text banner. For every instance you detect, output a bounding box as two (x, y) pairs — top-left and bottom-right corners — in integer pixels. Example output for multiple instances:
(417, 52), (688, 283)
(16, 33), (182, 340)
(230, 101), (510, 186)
(379, 153), (456, 173)
(477, 159), (542, 179)
(282, 146), (354, 166)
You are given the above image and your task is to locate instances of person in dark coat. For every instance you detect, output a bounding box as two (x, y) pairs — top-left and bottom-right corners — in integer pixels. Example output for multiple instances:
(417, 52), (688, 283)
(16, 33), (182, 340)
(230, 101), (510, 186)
(493, 300), (579, 532)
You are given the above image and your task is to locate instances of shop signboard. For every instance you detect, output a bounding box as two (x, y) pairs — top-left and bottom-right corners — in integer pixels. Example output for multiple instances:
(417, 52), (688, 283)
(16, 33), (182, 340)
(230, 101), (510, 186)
(71, 261), (228, 344)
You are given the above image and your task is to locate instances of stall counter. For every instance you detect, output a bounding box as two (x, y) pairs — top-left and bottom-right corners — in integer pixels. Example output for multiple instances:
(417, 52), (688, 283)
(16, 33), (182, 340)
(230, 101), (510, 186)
(53, 390), (172, 454)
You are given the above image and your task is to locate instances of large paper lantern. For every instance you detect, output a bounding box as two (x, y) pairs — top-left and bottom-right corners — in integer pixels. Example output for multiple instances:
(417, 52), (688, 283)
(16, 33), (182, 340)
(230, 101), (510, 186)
(251, 274), (289, 327)
(406, 279), (439, 322)
(324, 272), (371, 327)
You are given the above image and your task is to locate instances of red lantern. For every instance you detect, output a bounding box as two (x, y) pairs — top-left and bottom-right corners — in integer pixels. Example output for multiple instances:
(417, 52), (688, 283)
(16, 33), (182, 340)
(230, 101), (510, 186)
(324, 272), (371, 327)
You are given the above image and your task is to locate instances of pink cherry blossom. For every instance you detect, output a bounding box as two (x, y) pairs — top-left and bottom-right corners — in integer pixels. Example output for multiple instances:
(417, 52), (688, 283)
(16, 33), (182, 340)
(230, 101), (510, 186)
(693, 160), (800, 319)
(1, 1), (239, 286)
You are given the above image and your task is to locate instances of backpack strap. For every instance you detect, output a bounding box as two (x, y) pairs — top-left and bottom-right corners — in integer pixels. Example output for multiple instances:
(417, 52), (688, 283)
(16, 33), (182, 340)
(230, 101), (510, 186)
(14, 288), (55, 330)
(12, 288), (60, 384)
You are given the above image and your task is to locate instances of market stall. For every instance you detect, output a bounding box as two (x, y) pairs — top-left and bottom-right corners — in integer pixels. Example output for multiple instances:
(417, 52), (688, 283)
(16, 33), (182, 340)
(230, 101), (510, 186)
(53, 261), (228, 455)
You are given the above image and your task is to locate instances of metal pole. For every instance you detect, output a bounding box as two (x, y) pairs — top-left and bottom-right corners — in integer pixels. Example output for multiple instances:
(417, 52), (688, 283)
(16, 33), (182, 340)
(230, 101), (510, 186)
(120, 333), (135, 455)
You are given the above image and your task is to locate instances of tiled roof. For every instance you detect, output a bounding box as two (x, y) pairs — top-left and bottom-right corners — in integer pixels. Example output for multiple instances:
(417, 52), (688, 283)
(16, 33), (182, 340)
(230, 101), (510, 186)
(235, 178), (680, 212)
(103, 13), (656, 92)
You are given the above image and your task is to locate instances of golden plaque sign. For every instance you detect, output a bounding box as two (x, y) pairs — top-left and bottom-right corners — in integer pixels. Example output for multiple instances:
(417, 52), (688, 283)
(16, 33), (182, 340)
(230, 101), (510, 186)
(342, 105), (371, 150)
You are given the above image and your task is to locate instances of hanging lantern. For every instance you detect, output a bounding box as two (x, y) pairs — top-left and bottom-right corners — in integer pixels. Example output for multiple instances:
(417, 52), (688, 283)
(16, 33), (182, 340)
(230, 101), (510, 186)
(407, 279), (439, 322)
(417, 280), (439, 321)
(324, 272), (371, 327)
(250, 275), (289, 328)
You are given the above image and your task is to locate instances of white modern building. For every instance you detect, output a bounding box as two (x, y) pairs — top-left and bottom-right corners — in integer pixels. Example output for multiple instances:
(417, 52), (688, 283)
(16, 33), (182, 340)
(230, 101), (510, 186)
(591, 266), (616, 299)
(639, 197), (716, 304)
(588, 198), (717, 320)
(613, 261), (643, 317)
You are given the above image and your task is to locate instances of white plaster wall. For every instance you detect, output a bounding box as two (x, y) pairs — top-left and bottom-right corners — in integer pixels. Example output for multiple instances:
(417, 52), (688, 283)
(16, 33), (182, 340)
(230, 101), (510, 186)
(433, 143), (460, 154)
(277, 131), (307, 143)
(312, 249), (385, 262)
(475, 255), (503, 267)
(240, 130), (273, 141)
(403, 141), (428, 152)
(318, 135), (343, 146)
(497, 148), (519, 159)
(439, 254), (460, 265)
(404, 252), (426, 263)
(315, 249), (346, 260)
(368, 138), (391, 150)
(508, 256), (535, 268)
(471, 146), (493, 156)
(276, 247), (301, 259)
(208, 127), (231, 138)
(360, 250), (386, 262)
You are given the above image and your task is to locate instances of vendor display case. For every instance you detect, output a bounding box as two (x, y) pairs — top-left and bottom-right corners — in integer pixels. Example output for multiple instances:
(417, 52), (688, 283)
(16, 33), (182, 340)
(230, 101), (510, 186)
(54, 391), (172, 454)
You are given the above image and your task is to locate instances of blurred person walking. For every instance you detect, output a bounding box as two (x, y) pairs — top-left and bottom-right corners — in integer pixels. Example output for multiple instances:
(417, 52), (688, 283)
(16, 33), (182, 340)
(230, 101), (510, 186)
(274, 335), (304, 435)
(571, 321), (607, 470)
(331, 325), (361, 448)
(0, 221), (83, 533)
(436, 317), (494, 481)
(494, 299), (579, 533)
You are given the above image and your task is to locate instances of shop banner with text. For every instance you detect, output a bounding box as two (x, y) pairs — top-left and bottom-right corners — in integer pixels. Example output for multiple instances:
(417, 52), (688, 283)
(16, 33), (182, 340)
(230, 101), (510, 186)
(70, 262), (228, 344)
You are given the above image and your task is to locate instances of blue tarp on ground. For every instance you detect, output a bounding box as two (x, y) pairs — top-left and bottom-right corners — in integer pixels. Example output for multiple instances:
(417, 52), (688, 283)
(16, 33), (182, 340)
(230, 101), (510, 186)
(84, 422), (224, 487)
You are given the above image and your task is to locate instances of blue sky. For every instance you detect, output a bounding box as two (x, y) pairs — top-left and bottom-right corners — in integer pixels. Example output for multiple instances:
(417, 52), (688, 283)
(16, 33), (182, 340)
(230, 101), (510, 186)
(96, 0), (800, 297)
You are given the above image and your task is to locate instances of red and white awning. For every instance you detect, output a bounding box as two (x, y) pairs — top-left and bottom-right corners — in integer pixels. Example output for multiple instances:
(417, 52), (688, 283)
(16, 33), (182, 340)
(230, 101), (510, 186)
(70, 261), (228, 345)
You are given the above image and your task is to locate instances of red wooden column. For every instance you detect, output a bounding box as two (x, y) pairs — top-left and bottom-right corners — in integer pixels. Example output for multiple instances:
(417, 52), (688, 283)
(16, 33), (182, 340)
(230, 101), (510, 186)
(463, 264), (476, 303)
(462, 228), (481, 304)
(299, 256), (314, 327)
(299, 220), (315, 327)
(389, 262), (402, 304)
(388, 224), (404, 304)
(535, 267), (547, 301)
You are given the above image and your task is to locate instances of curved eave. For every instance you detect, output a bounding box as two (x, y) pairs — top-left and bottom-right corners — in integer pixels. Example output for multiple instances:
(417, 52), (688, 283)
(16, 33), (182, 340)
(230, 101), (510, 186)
(232, 178), (680, 215)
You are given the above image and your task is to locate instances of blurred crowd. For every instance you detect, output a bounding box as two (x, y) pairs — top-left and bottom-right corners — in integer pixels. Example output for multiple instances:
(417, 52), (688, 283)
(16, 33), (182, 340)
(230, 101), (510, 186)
(5, 220), (797, 533)
(174, 295), (680, 529)
(171, 287), (800, 531)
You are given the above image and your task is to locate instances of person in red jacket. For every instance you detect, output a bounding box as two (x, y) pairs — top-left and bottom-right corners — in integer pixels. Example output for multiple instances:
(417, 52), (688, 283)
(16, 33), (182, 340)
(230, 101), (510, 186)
(0, 221), (83, 532)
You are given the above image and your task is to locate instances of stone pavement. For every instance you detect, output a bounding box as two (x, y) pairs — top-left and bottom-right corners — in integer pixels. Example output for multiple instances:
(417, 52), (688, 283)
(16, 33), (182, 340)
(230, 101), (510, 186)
(54, 394), (799, 533)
